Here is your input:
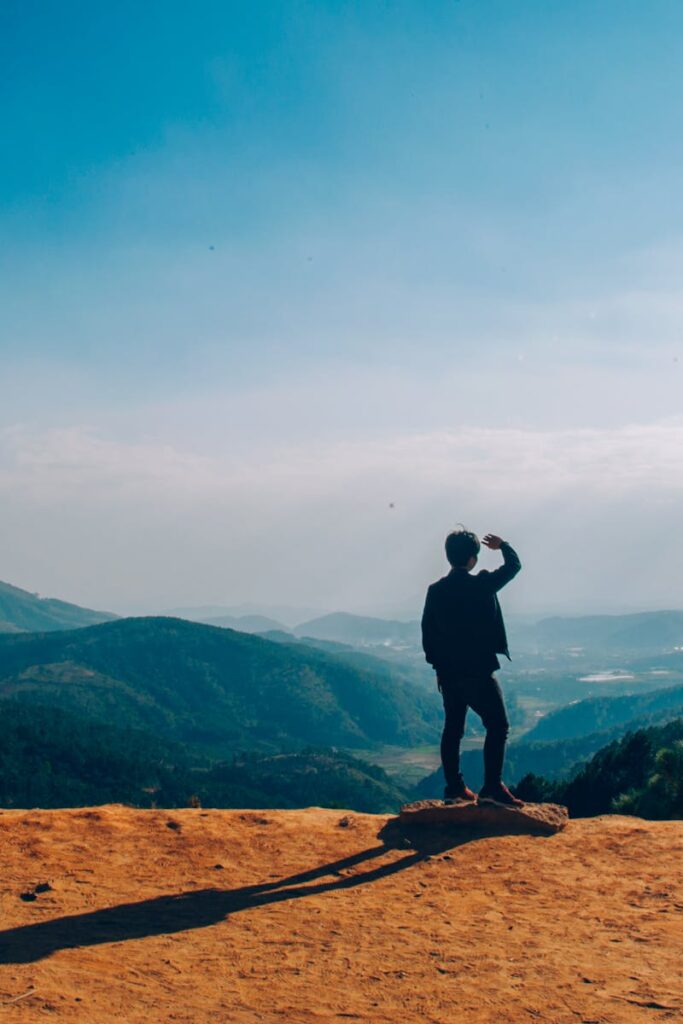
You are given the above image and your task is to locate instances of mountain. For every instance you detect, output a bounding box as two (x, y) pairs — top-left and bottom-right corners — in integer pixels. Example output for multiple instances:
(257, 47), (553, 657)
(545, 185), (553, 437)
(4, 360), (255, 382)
(511, 609), (683, 653)
(192, 749), (407, 813)
(166, 603), (323, 628)
(521, 683), (683, 743)
(264, 629), (525, 734)
(202, 614), (288, 633)
(0, 617), (441, 755)
(294, 612), (420, 647)
(415, 685), (683, 796)
(0, 700), (192, 809)
(260, 628), (437, 691)
(0, 580), (117, 633)
(415, 731), (614, 799)
(290, 608), (683, 654)
(627, 649), (683, 673)
(517, 718), (683, 818)
(261, 630), (356, 653)
(0, 701), (406, 813)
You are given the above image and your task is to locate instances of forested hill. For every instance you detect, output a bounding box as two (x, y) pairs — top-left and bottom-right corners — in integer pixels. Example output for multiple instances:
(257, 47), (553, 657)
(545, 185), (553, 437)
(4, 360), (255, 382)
(0, 580), (117, 633)
(521, 682), (683, 743)
(0, 616), (441, 755)
(416, 677), (683, 796)
(0, 701), (407, 813)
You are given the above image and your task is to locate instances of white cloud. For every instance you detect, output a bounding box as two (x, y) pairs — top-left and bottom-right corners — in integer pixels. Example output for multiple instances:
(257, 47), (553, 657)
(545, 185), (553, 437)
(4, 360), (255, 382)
(0, 420), (681, 615)
(3, 419), (683, 498)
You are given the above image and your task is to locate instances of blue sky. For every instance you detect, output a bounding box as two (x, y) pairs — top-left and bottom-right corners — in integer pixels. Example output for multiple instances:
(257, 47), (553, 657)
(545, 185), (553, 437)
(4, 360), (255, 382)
(1, 1), (682, 615)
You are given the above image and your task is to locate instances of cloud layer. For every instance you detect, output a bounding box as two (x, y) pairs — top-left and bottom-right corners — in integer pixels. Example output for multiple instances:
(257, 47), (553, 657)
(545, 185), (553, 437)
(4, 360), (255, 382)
(2, 419), (681, 616)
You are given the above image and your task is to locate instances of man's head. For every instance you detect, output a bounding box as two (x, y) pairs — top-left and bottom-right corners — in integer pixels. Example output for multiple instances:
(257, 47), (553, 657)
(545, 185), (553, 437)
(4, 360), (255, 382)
(445, 528), (480, 571)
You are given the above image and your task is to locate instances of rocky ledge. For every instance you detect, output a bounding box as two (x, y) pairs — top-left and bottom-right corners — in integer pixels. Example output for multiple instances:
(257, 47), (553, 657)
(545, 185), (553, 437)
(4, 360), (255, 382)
(399, 799), (568, 835)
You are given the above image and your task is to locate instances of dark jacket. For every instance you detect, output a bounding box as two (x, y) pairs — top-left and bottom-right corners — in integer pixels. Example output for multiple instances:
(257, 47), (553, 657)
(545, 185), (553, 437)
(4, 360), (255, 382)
(421, 542), (521, 675)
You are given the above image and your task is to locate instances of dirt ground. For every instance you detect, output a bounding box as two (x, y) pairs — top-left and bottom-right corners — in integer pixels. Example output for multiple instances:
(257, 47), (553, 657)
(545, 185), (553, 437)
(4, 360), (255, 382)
(0, 805), (680, 1023)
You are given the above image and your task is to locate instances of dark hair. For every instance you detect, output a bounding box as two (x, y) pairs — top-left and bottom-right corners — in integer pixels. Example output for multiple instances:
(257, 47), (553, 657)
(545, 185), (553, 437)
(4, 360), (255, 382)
(445, 528), (480, 568)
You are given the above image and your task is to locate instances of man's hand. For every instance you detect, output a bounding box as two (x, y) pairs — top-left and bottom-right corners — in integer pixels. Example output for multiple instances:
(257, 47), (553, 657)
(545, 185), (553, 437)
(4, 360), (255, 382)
(482, 534), (505, 550)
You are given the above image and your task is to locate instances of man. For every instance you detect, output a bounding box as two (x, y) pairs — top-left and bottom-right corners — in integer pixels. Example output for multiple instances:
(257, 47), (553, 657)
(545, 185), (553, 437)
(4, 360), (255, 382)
(421, 528), (522, 807)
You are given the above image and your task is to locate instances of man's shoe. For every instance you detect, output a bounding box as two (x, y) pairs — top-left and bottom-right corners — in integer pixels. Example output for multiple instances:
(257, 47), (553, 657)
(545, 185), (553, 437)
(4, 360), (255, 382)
(477, 783), (524, 808)
(444, 782), (477, 805)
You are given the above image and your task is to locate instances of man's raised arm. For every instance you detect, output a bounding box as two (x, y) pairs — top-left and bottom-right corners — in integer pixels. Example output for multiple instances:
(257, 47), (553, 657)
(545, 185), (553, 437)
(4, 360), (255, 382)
(480, 534), (521, 592)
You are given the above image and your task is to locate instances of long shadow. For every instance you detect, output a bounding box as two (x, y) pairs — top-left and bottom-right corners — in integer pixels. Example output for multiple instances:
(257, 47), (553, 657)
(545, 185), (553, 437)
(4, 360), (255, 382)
(0, 820), (507, 964)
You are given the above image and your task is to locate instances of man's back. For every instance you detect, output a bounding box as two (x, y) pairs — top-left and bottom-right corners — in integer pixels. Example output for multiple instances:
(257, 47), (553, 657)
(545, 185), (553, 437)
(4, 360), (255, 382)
(421, 541), (521, 674)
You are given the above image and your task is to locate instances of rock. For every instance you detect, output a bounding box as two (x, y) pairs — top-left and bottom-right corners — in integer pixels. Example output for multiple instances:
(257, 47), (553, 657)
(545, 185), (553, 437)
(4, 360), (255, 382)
(399, 800), (568, 835)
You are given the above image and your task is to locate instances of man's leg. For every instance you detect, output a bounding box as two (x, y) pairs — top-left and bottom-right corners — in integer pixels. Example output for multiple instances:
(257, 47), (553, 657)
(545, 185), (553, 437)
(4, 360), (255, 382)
(438, 676), (469, 796)
(465, 675), (510, 788)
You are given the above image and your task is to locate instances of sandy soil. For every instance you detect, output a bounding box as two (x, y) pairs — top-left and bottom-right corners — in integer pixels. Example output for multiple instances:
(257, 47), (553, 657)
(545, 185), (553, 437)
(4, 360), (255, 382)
(0, 805), (680, 1023)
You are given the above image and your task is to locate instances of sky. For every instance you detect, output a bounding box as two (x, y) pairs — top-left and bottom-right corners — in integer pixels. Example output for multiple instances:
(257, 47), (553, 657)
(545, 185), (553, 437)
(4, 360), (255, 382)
(1, 0), (683, 619)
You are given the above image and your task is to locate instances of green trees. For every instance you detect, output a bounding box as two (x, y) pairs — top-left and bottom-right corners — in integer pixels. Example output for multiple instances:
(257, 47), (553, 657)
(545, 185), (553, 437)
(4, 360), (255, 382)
(614, 741), (683, 819)
(515, 719), (683, 819)
(0, 702), (407, 812)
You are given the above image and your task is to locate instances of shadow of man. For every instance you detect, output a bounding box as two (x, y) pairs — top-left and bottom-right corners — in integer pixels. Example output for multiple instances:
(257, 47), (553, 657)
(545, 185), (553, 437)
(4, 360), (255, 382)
(0, 819), (519, 964)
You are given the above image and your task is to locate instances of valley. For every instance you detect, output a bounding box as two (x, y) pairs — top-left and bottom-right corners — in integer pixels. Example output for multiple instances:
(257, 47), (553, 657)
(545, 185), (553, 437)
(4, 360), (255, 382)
(1, 578), (682, 816)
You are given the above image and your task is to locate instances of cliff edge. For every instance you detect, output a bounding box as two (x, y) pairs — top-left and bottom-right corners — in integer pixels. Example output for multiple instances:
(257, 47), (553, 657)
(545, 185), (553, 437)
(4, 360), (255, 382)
(0, 805), (680, 1022)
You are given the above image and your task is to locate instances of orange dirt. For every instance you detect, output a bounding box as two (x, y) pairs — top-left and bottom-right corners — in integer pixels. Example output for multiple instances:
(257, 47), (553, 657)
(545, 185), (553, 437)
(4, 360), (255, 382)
(0, 805), (680, 1023)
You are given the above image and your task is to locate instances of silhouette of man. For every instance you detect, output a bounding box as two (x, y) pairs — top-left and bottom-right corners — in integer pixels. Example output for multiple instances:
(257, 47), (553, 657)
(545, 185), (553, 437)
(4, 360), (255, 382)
(421, 529), (522, 806)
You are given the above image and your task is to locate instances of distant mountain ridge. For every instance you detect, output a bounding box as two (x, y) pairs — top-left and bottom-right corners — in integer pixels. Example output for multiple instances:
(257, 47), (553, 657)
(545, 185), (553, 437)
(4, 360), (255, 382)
(294, 612), (419, 646)
(290, 608), (683, 655)
(0, 580), (117, 634)
(201, 614), (288, 633)
(166, 604), (323, 628)
(5, 578), (680, 656)
(511, 610), (683, 652)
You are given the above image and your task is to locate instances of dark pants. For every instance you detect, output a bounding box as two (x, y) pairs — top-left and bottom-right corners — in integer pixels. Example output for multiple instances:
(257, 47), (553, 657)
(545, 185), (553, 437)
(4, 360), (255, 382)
(438, 673), (510, 792)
